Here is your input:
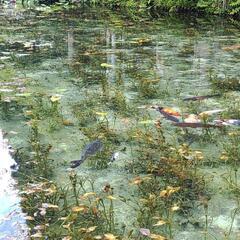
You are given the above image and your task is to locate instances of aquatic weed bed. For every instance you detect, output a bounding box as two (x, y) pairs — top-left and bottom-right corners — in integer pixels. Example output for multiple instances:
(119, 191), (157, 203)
(0, 5), (240, 240)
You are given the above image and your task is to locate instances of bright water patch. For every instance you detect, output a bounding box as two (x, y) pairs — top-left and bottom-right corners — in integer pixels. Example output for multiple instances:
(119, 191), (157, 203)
(0, 130), (28, 239)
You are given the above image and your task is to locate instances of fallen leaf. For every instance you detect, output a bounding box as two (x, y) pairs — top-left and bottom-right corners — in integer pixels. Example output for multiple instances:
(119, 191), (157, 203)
(139, 228), (150, 236)
(101, 63), (113, 68)
(153, 220), (167, 226)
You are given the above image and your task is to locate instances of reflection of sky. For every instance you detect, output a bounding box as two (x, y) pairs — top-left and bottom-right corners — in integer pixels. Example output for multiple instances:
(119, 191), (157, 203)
(0, 130), (28, 239)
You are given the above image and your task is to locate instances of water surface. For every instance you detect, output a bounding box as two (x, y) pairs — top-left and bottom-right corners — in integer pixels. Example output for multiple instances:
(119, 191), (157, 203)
(0, 4), (240, 239)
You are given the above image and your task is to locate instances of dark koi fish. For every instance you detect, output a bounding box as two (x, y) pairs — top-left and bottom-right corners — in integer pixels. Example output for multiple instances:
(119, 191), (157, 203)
(70, 139), (103, 168)
(183, 94), (221, 101)
(172, 122), (222, 128)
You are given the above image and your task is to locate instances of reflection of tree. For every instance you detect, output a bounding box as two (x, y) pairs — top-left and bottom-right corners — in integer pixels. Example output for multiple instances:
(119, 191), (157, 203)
(193, 41), (210, 81)
(67, 29), (74, 62)
(106, 29), (116, 82)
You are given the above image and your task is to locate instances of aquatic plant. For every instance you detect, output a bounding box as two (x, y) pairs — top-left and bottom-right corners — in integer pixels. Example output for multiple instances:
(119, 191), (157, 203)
(27, 119), (53, 178)
(24, 93), (64, 132)
(222, 95), (240, 119)
(127, 173), (204, 239)
(72, 92), (100, 127)
(209, 72), (240, 91)
(20, 176), (120, 239)
(109, 88), (130, 115)
(221, 130), (240, 190)
(136, 78), (159, 99)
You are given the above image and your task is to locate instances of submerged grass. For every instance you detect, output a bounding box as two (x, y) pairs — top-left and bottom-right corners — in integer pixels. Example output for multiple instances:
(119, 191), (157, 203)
(1, 6), (240, 240)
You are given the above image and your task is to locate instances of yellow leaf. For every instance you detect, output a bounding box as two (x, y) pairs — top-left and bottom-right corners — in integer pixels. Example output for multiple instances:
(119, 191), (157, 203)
(104, 233), (117, 240)
(79, 228), (87, 232)
(86, 226), (97, 233)
(82, 192), (96, 198)
(101, 63), (113, 68)
(72, 205), (86, 212)
(25, 216), (34, 221)
(150, 234), (166, 240)
(130, 176), (142, 185)
(153, 220), (167, 226)
(42, 203), (59, 209)
(63, 223), (71, 230)
(139, 120), (155, 124)
(25, 110), (33, 116)
(62, 237), (72, 240)
(159, 190), (168, 198)
(63, 119), (74, 126)
(96, 111), (108, 116)
(50, 95), (61, 102)
(107, 195), (117, 200)
(171, 204), (180, 211)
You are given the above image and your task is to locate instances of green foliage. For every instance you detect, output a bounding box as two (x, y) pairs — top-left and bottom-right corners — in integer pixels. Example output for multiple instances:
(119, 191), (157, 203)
(229, 0), (240, 15)
(82, 0), (240, 15)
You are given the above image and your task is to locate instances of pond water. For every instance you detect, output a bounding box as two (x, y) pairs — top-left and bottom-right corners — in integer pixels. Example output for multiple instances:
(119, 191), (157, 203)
(0, 129), (28, 239)
(0, 2), (240, 239)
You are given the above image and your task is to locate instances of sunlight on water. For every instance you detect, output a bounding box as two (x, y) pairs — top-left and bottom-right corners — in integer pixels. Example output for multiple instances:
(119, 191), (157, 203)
(0, 130), (28, 240)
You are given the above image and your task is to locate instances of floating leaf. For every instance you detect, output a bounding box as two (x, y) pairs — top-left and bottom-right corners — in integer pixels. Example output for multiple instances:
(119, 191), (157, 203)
(101, 63), (113, 68)
(104, 233), (117, 240)
(42, 203), (59, 209)
(130, 176), (142, 185)
(25, 110), (33, 116)
(15, 92), (32, 97)
(139, 228), (150, 236)
(25, 216), (34, 221)
(107, 195), (117, 200)
(72, 205), (87, 213)
(50, 95), (61, 102)
(150, 234), (166, 240)
(96, 111), (108, 117)
(62, 237), (72, 240)
(153, 220), (167, 226)
(34, 225), (45, 230)
(171, 204), (180, 211)
(86, 226), (97, 233)
(160, 186), (180, 198)
(63, 119), (74, 126)
(139, 120), (156, 124)
(81, 192), (96, 198)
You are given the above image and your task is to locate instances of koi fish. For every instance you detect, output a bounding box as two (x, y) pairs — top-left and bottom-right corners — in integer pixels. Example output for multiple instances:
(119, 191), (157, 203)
(172, 122), (222, 128)
(199, 109), (225, 117)
(183, 94), (221, 101)
(213, 119), (240, 126)
(222, 44), (240, 51)
(154, 106), (180, 122)
(70, 140), (103, 168)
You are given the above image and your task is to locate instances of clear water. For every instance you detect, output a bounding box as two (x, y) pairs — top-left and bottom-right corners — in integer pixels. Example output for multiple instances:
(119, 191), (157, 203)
(0, 130), (28, 239)
(0, 3), (240, 239)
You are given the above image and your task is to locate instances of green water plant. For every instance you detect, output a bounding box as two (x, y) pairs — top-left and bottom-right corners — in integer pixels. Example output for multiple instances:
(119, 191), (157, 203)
(221, 130), (240, 191)
(20, 175), (120, 239)
(27, 119), (53, 178)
